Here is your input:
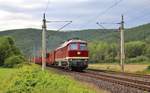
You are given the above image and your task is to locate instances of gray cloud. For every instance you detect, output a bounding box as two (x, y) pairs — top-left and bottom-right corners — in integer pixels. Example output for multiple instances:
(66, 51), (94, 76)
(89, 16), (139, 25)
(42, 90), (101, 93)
(0, 0), (150, 31)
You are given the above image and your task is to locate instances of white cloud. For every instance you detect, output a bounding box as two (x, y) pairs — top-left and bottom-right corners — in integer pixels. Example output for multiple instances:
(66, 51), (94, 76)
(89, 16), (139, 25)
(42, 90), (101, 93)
(0, 10), (41, 31)
(0, 19), (41, 31)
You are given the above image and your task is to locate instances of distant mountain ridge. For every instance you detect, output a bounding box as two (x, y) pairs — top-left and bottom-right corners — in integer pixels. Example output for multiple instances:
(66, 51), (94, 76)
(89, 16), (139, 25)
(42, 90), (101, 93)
(0, 23), (150, 57)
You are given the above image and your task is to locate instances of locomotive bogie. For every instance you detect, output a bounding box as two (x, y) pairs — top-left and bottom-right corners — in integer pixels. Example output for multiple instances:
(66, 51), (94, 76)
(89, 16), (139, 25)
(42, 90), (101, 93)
(69, 59), (88, 70)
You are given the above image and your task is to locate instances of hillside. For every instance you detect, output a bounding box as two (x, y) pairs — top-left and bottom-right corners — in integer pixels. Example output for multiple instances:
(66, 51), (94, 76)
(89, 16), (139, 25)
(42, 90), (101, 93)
(0, 23), (150, 57)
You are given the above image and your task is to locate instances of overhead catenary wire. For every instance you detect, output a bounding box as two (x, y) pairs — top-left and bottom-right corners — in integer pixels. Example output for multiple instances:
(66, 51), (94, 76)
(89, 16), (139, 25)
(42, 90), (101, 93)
(44, 0), (50, 14)
(97, 22), (120, 25)
(96, 22), (107, 31)
(96, 22), (120, 33)
(80, 0), (124, 29)
(57, 21), (72, 31)
(96, 22), (110, 35)
(127, 12), (150, 24)
(121, 2), (150, 26)
(46, 21), (72, 31)
(42, 0), (73, 31)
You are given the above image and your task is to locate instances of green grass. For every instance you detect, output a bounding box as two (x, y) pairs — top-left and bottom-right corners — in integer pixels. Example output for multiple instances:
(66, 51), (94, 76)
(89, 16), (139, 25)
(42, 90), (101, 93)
(144, 69), (150, 74)
(136, 66), (150, 74)
(88, 63), (150, 74)
(0, 65), (99, 93)
(0, 67), (17, 92)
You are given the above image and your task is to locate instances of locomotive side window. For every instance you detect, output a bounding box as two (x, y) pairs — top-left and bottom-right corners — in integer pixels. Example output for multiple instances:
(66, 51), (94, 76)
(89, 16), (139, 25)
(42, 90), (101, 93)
(79, 43), (87, 50)
(69, 43), (78, 50)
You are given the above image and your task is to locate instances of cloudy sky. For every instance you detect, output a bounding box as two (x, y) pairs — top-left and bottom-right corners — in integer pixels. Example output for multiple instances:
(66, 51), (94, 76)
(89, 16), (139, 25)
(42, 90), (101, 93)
(0, 0), (150, 31)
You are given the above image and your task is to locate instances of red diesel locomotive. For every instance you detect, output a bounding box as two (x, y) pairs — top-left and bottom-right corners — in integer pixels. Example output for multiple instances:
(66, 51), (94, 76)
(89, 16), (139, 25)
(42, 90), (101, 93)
(34, 39), (89, 71)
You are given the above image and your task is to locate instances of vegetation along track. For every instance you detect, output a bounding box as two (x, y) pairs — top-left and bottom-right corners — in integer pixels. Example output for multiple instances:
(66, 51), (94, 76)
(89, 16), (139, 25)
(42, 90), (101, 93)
(79, 69), (150, 92)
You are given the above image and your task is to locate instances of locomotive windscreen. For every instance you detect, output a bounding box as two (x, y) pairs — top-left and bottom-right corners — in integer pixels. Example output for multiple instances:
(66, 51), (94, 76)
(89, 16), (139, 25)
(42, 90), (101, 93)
(79, 43), (87, 50)
(69, 43), (78, 50)
(69, 43), (87, 50)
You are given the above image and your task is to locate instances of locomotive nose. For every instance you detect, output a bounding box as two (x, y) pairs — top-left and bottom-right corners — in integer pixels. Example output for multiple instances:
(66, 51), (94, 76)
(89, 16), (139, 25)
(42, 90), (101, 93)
(68, 50), (88, 57)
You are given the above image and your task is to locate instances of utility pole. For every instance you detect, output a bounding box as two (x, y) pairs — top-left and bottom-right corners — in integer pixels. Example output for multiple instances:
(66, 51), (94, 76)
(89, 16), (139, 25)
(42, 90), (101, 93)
(32, 46), (35, 63)
(42, 13), (46, 71)
(120, 15), (125, 72)
(117, 27), (121, 64)
(41, 13), (72, 71)
(96, 16), (125, 72)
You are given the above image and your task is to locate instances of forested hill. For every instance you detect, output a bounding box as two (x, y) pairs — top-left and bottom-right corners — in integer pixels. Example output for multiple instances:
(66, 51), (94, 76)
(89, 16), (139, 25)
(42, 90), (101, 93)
(0, 23), (150, 56)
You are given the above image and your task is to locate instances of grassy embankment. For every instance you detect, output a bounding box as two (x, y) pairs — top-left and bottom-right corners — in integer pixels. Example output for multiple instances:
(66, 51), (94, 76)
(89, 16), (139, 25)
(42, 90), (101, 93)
(88, 62), (150, 74)
(0, 68), (17, 91)
(0, 64), (106, 93)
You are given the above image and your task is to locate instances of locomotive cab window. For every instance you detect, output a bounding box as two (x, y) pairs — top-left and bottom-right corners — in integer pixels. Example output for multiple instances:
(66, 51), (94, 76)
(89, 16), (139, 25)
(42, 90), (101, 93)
(79, 43), (87, 50)
(69, 43), (78, 50)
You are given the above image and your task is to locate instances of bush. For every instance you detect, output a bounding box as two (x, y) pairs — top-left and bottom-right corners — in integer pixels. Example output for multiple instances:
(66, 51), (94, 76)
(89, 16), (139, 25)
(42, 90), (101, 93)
(145, 44), (150, 58)
(126, 56), (149, 63)
(5, 65), (96, 93)
(0, 36), (22, 66)
(125, 41), (146, 58)
(147, 66), (150, 70)
(88, 41), (118, 63)
(4, 55), (26, 68)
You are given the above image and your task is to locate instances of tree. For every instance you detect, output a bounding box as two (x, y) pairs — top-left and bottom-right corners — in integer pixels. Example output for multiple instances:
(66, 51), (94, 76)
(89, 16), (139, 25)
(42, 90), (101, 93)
(88, 41), (118, 63)
(145, 44), (150, 58)
(125, 41), (146, 58)
(0, 36), (22, 66)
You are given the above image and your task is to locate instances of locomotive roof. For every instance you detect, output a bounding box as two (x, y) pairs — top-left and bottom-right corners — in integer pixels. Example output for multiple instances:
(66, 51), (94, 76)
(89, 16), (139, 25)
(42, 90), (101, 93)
(56, 39), (87, 50)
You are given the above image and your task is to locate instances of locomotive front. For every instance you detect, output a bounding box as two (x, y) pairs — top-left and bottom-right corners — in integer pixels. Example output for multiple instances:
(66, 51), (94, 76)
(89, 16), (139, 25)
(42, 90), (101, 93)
(67, 40), (89, 70)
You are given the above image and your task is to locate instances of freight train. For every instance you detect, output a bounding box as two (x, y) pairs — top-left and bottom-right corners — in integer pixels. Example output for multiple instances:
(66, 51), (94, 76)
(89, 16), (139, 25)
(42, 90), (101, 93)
(33, 39), (89, 71)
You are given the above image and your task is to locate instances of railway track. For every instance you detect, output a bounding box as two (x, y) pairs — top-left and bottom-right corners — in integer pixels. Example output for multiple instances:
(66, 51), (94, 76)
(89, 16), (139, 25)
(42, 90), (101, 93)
(87, 68), (150, 79)
(47, 66), (150, 92)
(78, 72), (150, 92)
(76, 70), (150, 92)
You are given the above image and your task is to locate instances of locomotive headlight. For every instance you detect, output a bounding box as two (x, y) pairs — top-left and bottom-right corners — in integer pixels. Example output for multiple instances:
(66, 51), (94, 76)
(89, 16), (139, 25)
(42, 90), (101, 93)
(77, 51), (81, 55)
